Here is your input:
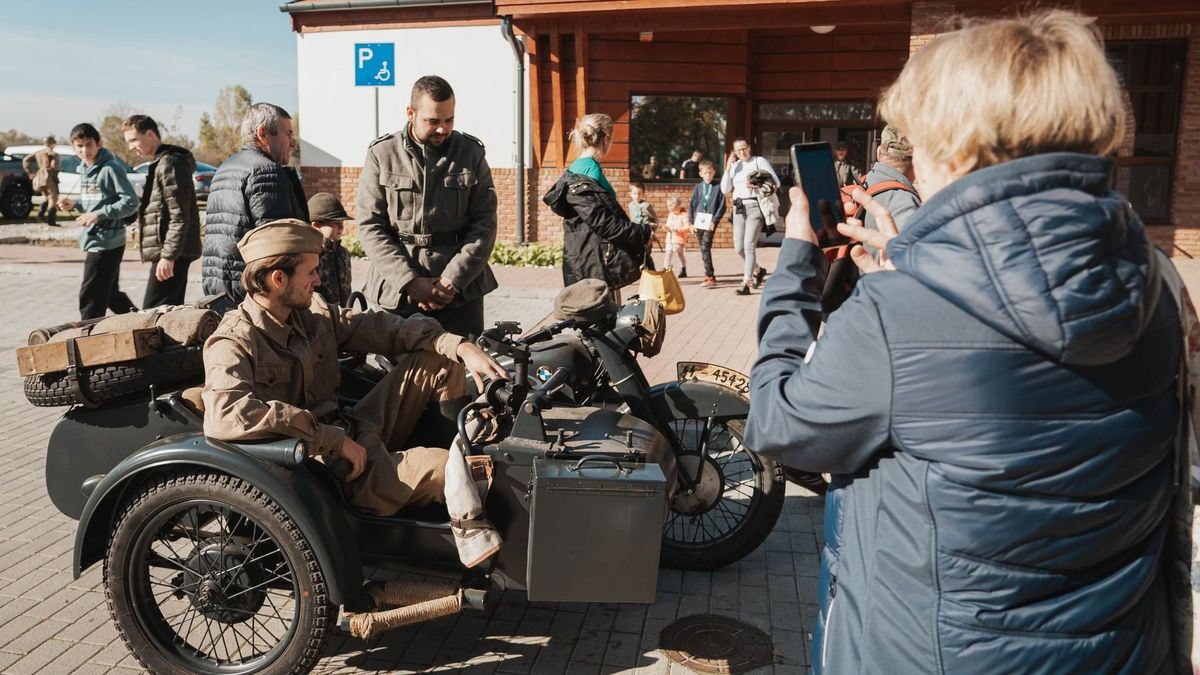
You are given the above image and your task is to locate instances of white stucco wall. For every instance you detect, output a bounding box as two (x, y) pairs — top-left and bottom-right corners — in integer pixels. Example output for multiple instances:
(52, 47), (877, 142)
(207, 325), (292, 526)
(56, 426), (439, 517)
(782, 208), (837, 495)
(295, 24), (529, 168)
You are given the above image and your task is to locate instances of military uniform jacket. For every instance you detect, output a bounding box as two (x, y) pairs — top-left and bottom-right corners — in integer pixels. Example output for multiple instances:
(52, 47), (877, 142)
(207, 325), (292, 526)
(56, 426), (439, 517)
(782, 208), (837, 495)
(22, 148), (59, 191)
(202, 294), (464, 457)
(356, 126), (498, 313)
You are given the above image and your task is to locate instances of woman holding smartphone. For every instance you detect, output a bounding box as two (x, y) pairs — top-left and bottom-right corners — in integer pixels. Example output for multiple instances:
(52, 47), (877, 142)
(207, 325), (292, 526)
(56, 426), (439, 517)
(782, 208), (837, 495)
(749, 10), (1183, 673)
(720, 138), (778, 295)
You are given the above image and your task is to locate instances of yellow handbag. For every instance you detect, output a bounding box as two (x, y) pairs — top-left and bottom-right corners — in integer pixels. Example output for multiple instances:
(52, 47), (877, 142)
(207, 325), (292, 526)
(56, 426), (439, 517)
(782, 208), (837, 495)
(639, 266), (686, 315)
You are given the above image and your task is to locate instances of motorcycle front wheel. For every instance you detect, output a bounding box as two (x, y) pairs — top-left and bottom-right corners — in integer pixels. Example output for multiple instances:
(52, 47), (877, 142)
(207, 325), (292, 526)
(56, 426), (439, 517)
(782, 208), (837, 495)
(660, 418), (786, 570)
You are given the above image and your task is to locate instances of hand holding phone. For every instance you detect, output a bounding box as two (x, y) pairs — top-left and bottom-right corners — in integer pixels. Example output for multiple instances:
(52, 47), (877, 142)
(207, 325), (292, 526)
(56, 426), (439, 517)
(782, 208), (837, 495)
(789, 142), (842, 238)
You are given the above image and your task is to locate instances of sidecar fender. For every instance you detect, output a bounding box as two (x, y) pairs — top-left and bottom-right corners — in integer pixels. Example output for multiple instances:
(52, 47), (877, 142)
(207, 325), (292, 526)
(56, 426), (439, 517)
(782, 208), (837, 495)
(73, 432), (362, 605)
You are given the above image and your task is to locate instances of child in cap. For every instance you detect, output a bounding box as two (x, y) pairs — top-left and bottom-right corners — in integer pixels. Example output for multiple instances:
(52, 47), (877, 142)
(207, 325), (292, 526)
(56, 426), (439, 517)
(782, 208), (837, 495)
(307, 192), (354, 307)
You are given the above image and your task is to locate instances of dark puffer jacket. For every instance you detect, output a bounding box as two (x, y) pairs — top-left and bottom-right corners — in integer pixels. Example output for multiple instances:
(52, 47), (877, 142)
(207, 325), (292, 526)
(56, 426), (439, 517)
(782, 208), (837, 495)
(748, 153), (1177, 674)
(137, 144), (201, 263)
(542, 172), (649, 290)
(201, 146), (308, 299)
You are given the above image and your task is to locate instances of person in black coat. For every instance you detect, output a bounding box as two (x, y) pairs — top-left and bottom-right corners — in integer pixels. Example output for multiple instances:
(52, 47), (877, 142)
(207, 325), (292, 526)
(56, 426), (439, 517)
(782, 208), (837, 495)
(201, 103), (308, 300)
(541, 113), (649, 296)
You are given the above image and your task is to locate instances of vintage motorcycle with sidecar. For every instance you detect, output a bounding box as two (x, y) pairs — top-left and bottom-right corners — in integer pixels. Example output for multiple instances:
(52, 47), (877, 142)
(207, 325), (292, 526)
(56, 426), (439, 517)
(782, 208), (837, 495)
(35, 298), (682, 675)
(478, 287), (800, 570)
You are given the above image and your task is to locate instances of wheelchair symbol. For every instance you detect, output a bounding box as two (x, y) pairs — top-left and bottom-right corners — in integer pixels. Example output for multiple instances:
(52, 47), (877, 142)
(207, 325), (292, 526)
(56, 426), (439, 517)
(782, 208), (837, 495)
(375, 61), (391, 83)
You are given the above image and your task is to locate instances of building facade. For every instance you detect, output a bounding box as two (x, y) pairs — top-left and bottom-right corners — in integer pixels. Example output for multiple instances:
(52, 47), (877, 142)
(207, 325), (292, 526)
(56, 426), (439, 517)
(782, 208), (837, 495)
(284, 0), (1200, 253)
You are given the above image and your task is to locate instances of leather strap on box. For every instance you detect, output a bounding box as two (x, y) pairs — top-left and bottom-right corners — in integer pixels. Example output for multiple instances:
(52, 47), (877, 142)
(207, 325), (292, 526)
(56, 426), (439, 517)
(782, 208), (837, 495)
(63, 337), (97, 407)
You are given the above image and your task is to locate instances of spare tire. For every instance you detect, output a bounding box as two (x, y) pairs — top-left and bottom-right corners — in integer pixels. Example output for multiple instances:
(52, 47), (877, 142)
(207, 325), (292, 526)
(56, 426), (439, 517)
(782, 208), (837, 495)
(24, 346), (204, 408)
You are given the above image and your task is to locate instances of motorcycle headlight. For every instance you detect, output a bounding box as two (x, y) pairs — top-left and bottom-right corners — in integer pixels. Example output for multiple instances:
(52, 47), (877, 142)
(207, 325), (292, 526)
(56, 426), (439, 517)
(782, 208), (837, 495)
(293, 441), (308, 465)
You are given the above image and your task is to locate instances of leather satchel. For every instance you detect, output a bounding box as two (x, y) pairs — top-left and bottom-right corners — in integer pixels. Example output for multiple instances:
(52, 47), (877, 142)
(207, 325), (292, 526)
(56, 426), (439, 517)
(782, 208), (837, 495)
(638, 266), (685, 315)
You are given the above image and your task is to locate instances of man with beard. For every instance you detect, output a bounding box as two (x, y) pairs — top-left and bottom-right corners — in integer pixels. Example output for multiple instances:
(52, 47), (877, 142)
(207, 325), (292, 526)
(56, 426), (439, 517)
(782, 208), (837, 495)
(202, 219), (507, 516)
(356, 75), (498, 339)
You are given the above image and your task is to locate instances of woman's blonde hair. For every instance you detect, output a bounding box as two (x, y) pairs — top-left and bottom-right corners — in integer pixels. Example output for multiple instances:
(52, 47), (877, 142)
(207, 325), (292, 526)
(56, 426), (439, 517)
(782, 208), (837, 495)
(570, 113), (614, 151)
(879, 10), (1125, 176)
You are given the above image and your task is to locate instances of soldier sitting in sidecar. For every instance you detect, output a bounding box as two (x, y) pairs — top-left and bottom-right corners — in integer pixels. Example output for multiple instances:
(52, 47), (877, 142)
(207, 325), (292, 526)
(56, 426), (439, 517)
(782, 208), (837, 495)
(35, 219), (678, 675)
(202, 219), (505, 518)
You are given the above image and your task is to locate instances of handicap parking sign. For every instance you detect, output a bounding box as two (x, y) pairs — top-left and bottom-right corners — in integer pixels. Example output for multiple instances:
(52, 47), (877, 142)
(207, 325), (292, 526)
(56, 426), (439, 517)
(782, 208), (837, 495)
(355, 43), (394, 87)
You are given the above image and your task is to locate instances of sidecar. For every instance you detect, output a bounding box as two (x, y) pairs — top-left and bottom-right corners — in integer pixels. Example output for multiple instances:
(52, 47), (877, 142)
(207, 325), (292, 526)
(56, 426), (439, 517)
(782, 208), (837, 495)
(44, 354), (675, 674)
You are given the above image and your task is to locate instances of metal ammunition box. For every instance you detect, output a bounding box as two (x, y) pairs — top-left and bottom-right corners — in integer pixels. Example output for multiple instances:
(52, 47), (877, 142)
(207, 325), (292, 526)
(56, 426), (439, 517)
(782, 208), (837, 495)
(526, 454), (667, 603)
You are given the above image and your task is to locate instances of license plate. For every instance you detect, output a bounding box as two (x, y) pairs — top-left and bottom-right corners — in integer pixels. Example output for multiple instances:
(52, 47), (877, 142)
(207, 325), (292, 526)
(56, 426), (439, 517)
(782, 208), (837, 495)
(676, 361), (751, 396)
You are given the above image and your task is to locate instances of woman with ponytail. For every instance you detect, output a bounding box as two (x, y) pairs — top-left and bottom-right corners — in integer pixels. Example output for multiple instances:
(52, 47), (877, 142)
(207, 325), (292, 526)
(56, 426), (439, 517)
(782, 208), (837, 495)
(542, 113), (650, 296)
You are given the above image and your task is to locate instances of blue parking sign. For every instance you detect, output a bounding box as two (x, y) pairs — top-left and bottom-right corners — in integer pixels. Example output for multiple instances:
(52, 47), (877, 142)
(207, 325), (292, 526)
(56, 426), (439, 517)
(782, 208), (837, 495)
(355, 43), (394, 87)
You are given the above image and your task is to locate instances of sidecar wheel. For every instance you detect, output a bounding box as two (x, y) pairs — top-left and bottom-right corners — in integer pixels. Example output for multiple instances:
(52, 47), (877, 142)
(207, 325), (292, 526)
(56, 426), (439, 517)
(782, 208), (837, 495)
(104, 471), (333, 674)
(660, 418), (786, 570)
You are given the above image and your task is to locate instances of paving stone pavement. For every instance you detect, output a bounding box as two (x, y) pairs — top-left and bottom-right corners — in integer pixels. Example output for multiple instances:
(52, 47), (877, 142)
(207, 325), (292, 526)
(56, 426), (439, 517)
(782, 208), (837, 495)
(8, 240), (1194, 674)
(0, 250), (825, 675)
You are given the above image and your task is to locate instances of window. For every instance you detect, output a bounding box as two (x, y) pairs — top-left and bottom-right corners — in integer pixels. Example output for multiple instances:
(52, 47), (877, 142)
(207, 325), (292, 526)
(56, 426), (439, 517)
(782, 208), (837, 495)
(756, 100), (877, 185)
(1106, 40), (1186, 223)
(629, 95), (727, 182)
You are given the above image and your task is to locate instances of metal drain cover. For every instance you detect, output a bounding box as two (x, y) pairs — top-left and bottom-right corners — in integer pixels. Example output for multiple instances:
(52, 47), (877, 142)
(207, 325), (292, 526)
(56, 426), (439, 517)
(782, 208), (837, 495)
(658, 614), (774, 673)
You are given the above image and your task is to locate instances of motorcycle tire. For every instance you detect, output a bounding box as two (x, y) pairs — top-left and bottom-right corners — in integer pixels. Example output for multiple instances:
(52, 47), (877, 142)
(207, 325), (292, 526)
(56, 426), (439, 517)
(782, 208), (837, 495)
(23, 346), (203, 407)
(104, 470), (334, 675)
(660, 418), (786, 571)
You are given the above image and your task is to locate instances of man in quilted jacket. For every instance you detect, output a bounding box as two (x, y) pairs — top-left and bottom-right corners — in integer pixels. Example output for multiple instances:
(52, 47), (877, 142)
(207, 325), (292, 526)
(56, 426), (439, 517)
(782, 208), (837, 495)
(201, 103), (307, 301)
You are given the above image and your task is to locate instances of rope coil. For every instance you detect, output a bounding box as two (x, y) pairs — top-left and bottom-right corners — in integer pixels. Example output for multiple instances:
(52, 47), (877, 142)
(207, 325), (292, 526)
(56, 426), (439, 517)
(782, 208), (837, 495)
(346, 579), (464, 640)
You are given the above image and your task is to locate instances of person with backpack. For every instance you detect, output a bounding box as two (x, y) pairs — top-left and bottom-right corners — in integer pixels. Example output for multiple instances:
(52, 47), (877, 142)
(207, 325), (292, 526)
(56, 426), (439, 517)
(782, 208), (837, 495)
(542, 113), (650, 299)
(857, 125), (921, 233)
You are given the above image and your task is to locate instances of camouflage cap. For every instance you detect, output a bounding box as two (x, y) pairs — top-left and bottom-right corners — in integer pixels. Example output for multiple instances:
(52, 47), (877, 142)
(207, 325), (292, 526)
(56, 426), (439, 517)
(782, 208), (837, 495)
(880, 125), (913, 159)
(237, 219), (324, 263)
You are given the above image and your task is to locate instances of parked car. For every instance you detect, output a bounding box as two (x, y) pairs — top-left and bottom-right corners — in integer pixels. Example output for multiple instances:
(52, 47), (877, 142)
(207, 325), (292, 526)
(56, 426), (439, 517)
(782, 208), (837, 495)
(0, 152), (34, 218)
(127, 160), (217, 203)
(3, 145), (84, 204)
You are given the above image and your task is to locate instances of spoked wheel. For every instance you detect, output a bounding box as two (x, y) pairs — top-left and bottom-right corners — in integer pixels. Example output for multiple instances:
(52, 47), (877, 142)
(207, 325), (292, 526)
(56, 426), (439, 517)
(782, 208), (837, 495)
(660, 418), (785, 570)
(104, 471), (333, 674)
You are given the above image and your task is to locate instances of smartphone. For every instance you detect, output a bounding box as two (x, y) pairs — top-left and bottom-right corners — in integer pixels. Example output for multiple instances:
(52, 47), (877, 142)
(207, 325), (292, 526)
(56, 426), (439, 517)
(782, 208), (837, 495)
(790, 142), (842, 234)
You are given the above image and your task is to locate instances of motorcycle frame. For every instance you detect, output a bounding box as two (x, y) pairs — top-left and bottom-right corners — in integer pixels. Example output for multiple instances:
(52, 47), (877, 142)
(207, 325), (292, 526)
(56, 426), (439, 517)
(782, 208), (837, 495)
(573, 328), (753, 493)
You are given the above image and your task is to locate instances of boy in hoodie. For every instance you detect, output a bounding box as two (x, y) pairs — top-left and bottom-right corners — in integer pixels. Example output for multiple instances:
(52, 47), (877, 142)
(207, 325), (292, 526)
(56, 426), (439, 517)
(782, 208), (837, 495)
(124, 115), (202, 308)
(58, 123), (139, 320)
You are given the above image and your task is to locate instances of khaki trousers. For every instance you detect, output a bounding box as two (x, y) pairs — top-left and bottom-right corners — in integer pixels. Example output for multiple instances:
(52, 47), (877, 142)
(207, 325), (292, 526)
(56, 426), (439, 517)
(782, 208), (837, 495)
(341, 351), (467, 516)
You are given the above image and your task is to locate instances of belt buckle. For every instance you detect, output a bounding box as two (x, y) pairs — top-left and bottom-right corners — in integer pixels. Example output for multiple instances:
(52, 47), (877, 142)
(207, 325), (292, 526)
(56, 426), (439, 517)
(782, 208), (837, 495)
(401, 232), (433, 247)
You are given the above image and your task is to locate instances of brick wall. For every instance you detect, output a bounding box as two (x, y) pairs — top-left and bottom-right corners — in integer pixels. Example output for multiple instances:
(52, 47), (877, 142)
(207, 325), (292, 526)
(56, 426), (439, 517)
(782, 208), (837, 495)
(305, 164), (740, 247)
(909, 0), (955, 54)
(301, 166), (363, 236)
(1170, 32), (1200, 250)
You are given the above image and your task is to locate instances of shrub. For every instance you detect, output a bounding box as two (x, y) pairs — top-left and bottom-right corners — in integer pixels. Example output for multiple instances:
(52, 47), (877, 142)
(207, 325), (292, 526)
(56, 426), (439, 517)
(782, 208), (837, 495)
(489, 241), (563, 268)
(342, 235), (366, 258)
(341, 236), (563, 268)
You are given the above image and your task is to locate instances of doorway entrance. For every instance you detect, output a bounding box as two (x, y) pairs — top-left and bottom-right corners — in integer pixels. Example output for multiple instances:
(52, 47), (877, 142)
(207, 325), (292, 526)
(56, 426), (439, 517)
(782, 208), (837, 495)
(756, 101), (878, 241)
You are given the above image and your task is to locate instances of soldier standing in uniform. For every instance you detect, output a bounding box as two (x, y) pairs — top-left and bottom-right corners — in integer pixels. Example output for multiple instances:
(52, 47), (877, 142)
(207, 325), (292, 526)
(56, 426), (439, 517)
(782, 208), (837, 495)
(356, 75), (498, 339)
(23, 136), (60, 226)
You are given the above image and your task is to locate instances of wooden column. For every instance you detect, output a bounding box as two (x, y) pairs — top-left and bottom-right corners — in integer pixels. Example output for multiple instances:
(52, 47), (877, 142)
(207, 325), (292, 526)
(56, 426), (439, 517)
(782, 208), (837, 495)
(549, 27), (565, 168)
(574, 25), (588, 120)
(526, 31), (543, 168)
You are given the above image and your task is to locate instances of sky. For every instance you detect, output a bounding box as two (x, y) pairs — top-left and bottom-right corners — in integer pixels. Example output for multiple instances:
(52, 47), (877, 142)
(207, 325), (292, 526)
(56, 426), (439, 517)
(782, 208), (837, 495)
(0, 0), (298, 142)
